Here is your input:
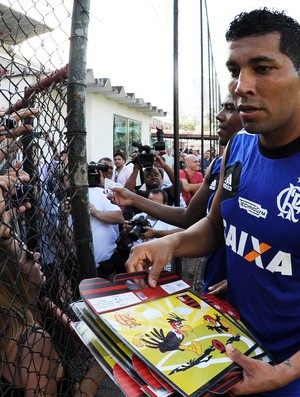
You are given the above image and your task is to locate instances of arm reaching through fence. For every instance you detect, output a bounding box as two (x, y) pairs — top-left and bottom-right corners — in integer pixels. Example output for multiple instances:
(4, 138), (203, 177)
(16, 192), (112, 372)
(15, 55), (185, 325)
(0, 107), (39, 141)
(0, 165), (31, 238)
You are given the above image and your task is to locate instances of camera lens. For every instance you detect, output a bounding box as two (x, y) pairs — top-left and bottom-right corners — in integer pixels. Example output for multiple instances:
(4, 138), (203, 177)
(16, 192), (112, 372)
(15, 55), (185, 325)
(128, 224), (144, 241)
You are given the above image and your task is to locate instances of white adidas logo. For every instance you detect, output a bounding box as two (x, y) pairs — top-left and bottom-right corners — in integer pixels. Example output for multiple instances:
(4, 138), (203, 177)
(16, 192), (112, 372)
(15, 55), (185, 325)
(210, 179), (217, 191)
(223, 174), (232, 191)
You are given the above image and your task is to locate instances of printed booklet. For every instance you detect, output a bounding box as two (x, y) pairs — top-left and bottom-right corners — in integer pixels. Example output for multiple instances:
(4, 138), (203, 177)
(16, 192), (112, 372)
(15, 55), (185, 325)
(73, 271), (272, 397)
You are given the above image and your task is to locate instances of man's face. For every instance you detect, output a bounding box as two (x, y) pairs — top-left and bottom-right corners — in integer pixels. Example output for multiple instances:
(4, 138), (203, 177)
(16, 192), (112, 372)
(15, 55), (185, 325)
(144, 168), (162, 189)
(226, 32), (300, 146)
(148, 192), (165, 205)
(100, 160), (113, 180)
(114, 155), (125, 170)
(186, 155), (200, 172)
(216, 94), (242, 146)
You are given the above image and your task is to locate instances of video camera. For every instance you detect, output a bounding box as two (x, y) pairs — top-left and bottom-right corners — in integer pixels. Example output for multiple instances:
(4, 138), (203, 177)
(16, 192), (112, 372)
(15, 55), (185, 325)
(128, 214), (151, 241)
(88, 161), (109, 187)
(132, 127), (165, 168)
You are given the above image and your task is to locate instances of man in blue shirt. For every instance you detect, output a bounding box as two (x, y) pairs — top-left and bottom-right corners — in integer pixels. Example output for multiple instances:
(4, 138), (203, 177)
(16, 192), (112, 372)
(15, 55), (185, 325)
(125, 8), (300, 396)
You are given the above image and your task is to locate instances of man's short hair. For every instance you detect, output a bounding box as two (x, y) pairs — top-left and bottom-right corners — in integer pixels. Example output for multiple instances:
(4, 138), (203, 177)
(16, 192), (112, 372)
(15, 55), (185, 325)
(144, 167), (164, 179)
(98, 157), (113, 163)
(149, 188), (168, 204)
(114, 150), (126, 161)
(225, 8), (300, 70)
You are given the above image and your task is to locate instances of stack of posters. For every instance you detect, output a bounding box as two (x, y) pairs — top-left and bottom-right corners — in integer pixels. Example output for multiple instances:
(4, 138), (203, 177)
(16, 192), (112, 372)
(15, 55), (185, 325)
(71, 271), (272, 397)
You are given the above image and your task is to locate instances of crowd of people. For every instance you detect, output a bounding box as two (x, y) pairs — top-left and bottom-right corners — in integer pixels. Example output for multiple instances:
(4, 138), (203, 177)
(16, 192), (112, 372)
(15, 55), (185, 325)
(1, 6), (300, 397)
(0, 110), (107, 396)
(0, 82), (238, 396)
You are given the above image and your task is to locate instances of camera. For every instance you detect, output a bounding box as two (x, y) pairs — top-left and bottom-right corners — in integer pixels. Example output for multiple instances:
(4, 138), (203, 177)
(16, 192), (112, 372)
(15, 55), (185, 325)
(128, 214), (151, 241)
(0, 115), (17, 134)
(132, 127), (165, 168)
(88, 161), (109, 187)
(10, 183), (33, 205)
(132, 142), (156, 168)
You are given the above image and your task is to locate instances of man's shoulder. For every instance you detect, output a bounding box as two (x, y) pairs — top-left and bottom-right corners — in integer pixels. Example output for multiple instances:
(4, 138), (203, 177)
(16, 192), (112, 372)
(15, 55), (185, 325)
(125, 162), (134, 170)
(179, 169), (187, 178)
(88, 187), (106, 201)
(193, 171), (203, 182)
(88, 186), (104, 193)
(124, 164), (133, 175)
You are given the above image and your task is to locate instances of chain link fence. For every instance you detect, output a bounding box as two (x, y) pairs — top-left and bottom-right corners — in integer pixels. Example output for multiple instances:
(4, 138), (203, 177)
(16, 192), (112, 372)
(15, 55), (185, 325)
(0, 1), (213, 395)
(0, 1), (101, 395)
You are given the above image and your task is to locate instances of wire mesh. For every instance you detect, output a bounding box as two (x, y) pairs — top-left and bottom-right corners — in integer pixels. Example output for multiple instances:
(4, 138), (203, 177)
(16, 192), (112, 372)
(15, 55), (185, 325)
(0, 1), (98, 395)
(0, 1), (220, 395)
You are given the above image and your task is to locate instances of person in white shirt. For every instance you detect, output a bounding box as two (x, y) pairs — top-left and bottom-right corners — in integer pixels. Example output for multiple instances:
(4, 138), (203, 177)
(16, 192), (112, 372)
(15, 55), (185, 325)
(113, 150), (132, 186)
(117, 188), (183, 272)
(88, 186), (124, 279)
(162, 148), (174, 170)
(133, 189), (180, 244)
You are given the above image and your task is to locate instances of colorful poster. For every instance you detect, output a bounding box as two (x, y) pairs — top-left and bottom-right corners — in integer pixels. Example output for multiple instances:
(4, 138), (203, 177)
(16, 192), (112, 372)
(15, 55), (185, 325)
(99, 291), (259, 397)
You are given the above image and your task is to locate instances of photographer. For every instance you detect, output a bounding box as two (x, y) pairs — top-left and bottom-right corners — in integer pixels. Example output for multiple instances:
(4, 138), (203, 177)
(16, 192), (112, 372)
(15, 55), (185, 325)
(0, 108), (39, 142)
(124, 128), (179, 209)
(124, 154), (178, 217)
(115, 189), (182, 272)
(88, 158), (114, 188)
(98, 157), (114, 182)
(87, 161), (124, 280)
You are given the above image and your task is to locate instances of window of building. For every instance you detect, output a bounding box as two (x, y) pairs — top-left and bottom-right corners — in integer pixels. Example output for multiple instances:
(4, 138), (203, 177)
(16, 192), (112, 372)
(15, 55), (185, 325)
(113, 115), (141, 159)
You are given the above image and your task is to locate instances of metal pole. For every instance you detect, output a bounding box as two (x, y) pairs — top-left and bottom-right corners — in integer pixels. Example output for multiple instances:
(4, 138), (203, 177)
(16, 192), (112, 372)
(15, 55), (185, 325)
(67, 0), (96, 281)
(199, 0), (204, 172)
(173, 0), (180, 207)
(173, 0), (182, 277)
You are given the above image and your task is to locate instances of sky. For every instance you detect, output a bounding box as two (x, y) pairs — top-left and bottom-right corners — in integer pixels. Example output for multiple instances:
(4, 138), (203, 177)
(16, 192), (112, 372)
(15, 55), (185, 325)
(86, 0), (300, 119)
(4, 0), (300, 120)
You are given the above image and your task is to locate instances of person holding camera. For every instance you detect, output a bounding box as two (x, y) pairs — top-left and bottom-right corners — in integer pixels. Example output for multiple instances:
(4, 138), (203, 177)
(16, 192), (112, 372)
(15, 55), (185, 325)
(98, 157), (114, 182)
(123, 152), (178, 219)
(87, 161), (124, 280)
(131, 188), (182, 243)
(114, 188), (183, 272)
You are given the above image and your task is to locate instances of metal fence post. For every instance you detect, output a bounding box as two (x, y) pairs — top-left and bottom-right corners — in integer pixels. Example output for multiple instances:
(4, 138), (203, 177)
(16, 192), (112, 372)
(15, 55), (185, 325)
(67, 0), (96, 281)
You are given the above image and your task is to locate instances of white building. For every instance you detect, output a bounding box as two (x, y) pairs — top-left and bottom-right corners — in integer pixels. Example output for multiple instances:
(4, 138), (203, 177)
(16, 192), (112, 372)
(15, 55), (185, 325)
(0, 2), (168, 163)
(85, 69), (167, 162)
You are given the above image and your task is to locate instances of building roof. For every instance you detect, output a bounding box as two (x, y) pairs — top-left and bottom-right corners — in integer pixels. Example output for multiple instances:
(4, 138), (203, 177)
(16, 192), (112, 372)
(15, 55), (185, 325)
(0, 3), (52, 45)
(86, 69), (167, 118)
(0, 2), (167, 120)
(151, 130), (219, 141)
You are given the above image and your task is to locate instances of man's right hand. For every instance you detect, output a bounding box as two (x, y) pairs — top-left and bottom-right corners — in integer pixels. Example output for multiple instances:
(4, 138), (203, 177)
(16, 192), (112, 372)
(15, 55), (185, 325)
(125, 237), (174, 288)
